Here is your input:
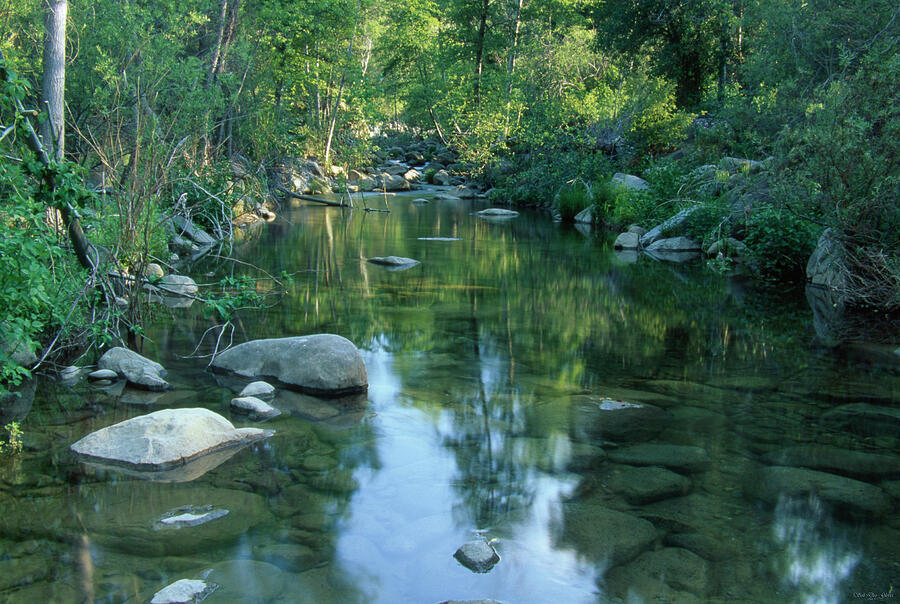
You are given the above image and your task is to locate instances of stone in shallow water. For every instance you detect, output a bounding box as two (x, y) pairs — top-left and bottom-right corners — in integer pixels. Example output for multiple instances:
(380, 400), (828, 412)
(210, 334), (368, 396)
(88, 369), (118, 381)
(559, 505), (657, 566)
(610, 466), (691, 504)
(230, 396), (281, 420)
(453, 539), (500, 573)
(604, 547), (709, 603)
(761, 444), (900, 480)
(820, 403), (900, 439)
(239, 380), (276, 398)
(70, 408), (273, 477)
(474, 208), (519, 217)
(150, 578), (217, 604)
(98, 347), (170, 391)
(367, 256), (421, 268)
(570, 396), (668, 444)
(156, 506), (229, 529)
(744, 465), (891, 518)
(607, 444), (711, 473)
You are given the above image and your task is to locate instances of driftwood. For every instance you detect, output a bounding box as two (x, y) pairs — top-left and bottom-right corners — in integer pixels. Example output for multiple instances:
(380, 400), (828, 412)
(276, 185), (348, 207)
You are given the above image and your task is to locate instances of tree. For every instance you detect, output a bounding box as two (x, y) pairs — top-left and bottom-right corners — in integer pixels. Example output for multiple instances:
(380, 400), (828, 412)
(41, 0), (66, 160)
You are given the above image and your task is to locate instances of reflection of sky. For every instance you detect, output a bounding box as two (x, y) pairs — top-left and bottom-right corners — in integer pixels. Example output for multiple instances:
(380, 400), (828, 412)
(773, 495), (860, 604)
(332, 341), (597, 603)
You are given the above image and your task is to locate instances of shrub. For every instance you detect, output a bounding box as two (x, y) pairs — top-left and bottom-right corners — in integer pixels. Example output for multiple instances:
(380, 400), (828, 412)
(742, 207), (819, 284)
(553, 179), (594, 222)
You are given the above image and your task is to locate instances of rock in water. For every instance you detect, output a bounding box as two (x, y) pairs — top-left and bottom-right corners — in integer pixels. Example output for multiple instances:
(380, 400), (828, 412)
(474, 208), (519, 217)
(98, 347), (170, 391)
(210, 335), (367, 396)
(240, 381), (276, 398)
(150, 578), (217, 604)
(367, 256), (421, 268)
(70, 408), (273, 472)
(453, 539), (500, 573)
(230, 396), (281, 420)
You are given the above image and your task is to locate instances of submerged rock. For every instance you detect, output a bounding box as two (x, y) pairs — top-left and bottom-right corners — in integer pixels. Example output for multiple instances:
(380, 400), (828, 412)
(604, 547), (710, 603)
(744, 465), (891, 518)
(610, 466), (691, 504)
(559, 504), (657, 566)
(608, 444), (711, 474)
(210, 334), (368, 396)
(453, 539), (500, 573)
(820, 403), (900, 439)
(98, 347), (170, 391)
(761, 444), (900, 480)
(70, 408), (273, 475)
(571, 396), (667, 444)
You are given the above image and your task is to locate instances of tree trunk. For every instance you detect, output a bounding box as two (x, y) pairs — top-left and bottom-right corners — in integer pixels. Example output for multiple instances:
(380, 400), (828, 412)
(504, 0), (524, 135)
(472, 0), (490, 107)
(41, 0), (67, 161)
(324, 0), (359, 165)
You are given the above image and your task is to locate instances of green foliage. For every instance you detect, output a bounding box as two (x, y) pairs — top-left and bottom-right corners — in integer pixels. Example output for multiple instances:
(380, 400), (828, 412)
(0, 62), (85, 391)
(553, 179), (594, 222)
(0, 422), (24, 455)
(742, 207), (818, 284)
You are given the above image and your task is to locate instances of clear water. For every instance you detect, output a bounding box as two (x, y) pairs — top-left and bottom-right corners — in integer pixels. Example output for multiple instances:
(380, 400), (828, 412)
(0, 190), (897, 603)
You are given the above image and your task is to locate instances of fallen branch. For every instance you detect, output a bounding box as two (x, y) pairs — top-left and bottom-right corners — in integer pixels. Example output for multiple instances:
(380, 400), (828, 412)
(276, 185), (348, 207)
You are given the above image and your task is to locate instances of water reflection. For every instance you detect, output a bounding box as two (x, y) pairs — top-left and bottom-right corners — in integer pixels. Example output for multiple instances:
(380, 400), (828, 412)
(773, 495), (860, 604)
(1, 193), (897, 601)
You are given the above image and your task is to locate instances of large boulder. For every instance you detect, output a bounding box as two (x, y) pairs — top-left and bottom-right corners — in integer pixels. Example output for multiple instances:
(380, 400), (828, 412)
(573, 205), (596, 224)
(614, 232), (640, 250)
(379, 173), (411, 192)
(70, 408), (273, 476)
(806, 228), (849, 292)
(640, 205), (702, 247)
(98, 347), (170, 391)
(611, 173), (650, 191)
(210, 334), (368, 396)
(644, 237), (703, 263)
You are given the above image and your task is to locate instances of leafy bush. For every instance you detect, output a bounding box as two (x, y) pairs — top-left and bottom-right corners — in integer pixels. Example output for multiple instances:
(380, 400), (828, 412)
(553, 179), (594, 221)
(742, 207), (819, 283)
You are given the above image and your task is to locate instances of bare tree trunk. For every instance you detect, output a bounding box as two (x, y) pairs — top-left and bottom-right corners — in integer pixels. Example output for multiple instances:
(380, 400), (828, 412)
(504, 0), (524, 136)
(324, 0), (359, 165)
(41, 0), (67, 161)
(472, 0), (489, 107)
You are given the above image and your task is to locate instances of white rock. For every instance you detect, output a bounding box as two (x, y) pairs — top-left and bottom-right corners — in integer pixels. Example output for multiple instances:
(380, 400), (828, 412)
(150, 578), (215, 604)
(239, 381), (276, 398)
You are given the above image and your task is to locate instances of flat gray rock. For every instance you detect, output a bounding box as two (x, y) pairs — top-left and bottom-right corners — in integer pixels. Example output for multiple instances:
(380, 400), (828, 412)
(151, 578), (217, 604)
(211, 334), (367, 396)
(230, 396), (281, 420)
(367, 256), (421, 268)
(453, 539), (500, 573)
(475, 208), (519, 217)
(70, 408), (273, 472)
(98, 347), (170, 391)
(88, 369), (119, 381)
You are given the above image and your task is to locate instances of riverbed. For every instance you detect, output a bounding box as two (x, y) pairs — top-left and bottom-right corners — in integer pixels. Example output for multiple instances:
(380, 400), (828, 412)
(0, 189), (897, 603)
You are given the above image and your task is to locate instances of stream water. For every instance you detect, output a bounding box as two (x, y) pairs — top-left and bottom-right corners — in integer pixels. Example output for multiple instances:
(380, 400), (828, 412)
(0, 189), (897, 603)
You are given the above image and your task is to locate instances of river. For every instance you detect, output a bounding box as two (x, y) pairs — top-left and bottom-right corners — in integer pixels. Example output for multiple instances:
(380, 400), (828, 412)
(0, 188), (897, 603)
